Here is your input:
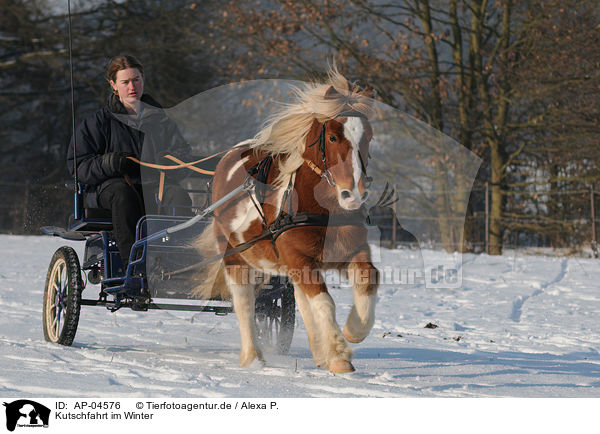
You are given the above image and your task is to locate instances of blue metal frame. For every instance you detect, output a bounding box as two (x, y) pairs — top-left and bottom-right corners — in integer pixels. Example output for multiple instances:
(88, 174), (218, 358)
(45, 178), (288, 314)
(54, 185), (204, 311)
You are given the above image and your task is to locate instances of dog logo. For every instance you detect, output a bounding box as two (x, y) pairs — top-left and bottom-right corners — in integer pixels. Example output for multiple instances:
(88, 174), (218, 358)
(3, 400), (50, 431)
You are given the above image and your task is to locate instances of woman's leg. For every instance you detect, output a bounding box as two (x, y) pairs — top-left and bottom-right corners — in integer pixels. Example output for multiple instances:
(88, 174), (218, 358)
(98, 180), (145, 266)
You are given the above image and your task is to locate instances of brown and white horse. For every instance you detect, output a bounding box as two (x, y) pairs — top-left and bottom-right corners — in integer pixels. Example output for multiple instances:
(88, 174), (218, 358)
(193, 69), (378, 373)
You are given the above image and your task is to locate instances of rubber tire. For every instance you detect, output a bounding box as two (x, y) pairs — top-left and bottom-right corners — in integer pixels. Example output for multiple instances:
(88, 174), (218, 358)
(43, 246), (83, 346)
(255, 279), (295, 355)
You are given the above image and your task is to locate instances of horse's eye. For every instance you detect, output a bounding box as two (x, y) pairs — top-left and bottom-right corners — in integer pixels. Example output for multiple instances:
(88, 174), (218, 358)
(329, 135), (337, 142)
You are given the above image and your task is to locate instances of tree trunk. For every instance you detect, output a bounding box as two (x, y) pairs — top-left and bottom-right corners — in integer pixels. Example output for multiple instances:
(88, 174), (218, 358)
(450, 0), (476, 252)
(472, 0), (512, 255)
(417, 0), (459, 251)
(489, 145), (504, 255)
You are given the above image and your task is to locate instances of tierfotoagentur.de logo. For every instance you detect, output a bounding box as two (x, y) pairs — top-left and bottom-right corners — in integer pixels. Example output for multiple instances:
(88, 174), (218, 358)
(3, 400), (50, 432)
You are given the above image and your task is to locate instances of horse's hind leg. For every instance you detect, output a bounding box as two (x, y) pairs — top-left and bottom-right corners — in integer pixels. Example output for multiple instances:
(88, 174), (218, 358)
(225, 264), (263, 367)
(343, 252), (379, 344)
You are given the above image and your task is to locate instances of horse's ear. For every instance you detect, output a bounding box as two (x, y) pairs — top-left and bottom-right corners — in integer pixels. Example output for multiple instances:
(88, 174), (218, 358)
(324, 85), (341, 100)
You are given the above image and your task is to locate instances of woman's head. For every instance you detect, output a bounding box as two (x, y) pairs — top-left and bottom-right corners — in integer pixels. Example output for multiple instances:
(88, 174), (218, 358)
(107, 55), (145, 111)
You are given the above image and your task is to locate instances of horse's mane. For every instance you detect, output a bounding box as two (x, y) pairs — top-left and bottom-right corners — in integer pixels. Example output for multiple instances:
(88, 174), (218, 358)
(252, 66), (374, 185)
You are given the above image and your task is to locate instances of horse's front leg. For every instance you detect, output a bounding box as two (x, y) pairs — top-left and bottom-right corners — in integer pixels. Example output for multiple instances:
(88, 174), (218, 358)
(308, 289), (354, 372)
(224, 261), (263, 367)
(343, 250), (379, 344)
(283, 254), (354, 373)
(293, 285), (326, 367)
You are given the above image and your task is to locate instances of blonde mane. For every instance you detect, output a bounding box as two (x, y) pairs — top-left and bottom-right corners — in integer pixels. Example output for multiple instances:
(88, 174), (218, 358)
(252, 67), (374, 184)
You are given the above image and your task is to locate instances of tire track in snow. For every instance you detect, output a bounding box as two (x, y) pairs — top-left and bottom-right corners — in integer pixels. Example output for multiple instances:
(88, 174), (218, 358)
(511, 258), (568, 322)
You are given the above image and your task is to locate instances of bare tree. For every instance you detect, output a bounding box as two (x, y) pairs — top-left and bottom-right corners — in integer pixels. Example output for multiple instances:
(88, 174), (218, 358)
(203, 0), (600, 253)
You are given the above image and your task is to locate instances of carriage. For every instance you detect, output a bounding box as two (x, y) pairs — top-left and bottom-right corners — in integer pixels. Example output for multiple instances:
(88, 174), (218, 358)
(39, 63), (469, 373)
(38, 67), (481, 374)
(40, 157), (296, 355)
(40, 67), (388, 375)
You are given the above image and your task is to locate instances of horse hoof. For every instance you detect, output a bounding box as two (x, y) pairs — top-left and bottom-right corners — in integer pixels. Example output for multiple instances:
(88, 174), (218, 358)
(240, 348), (262, 367)
(329, 359), (355, 373)
(343, 325), (365, 343)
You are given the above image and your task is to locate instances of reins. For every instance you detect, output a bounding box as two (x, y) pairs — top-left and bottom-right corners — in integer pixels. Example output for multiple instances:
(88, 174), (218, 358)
(126, 151), (224, 201)
(127, 153), (221, 174)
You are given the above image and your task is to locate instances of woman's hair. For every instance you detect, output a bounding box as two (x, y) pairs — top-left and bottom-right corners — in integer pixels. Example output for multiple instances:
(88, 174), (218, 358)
(106, 55), (144, 83)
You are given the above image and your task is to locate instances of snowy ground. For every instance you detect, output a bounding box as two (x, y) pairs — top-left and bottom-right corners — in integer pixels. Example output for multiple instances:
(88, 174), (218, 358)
(1, 234), (600, 398)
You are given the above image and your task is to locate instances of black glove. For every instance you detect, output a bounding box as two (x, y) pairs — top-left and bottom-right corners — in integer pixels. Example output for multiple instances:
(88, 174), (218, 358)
(104, 152), (137, 176)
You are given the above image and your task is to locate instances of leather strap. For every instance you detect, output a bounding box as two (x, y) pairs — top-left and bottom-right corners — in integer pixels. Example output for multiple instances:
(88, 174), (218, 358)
(126, 152), (224, 175)
(158, 171), (165, 202)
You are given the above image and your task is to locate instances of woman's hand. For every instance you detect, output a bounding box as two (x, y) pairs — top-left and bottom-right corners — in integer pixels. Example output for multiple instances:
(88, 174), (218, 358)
(103, 152), (137, 176)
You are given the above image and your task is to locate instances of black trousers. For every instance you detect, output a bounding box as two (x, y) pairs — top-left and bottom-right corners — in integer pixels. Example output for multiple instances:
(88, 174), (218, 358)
(98, 179), (192, 265)
(98, 180), (145, 265)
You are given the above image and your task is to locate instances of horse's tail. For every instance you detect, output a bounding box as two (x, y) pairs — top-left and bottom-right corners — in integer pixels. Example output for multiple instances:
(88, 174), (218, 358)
(191, 220), (230, 300)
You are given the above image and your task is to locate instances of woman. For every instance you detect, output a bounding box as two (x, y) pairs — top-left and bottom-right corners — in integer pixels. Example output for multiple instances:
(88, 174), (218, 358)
(67, 54), (191, 266)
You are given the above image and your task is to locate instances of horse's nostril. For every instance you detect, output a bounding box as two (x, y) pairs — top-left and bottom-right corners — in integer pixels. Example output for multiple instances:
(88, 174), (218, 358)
(361, 191), (369, 202)
(341, 190), (352, 200)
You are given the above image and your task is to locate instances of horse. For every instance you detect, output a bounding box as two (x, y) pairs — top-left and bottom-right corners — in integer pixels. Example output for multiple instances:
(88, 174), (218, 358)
(193, 68), (378, 373)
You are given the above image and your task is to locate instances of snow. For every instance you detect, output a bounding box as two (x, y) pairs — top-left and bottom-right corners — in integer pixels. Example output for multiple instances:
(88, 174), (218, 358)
(1, 234), (600, 398)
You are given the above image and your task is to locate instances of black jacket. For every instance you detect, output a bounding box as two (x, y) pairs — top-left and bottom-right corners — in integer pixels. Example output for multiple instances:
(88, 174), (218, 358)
(66, 93), (190, 207)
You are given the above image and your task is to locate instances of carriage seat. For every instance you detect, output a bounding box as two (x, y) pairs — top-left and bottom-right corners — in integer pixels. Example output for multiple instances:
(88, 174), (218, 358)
(66, 184), (114, 233)
(68, 207), (113, 233)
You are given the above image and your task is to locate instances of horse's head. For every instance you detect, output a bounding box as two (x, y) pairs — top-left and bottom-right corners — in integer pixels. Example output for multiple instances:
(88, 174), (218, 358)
(303, 87), (374, 211)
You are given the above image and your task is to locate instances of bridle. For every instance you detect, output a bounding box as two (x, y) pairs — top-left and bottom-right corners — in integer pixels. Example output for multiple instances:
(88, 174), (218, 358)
(305, 111), (372, 188)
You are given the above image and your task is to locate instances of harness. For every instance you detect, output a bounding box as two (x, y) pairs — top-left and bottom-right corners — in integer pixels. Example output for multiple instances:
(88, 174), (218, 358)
(161, 112), (371, 279)
(242, 111), (371, 252)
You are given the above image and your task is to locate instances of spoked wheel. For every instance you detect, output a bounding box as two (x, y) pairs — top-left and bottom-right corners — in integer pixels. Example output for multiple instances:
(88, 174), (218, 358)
(255, 277), (295, 355)
(43, 246), (83, 346)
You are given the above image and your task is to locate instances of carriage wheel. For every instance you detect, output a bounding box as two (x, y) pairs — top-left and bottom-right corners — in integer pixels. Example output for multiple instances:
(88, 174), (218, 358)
(255, 278), (295, 355)
(42, 246), (83, 346)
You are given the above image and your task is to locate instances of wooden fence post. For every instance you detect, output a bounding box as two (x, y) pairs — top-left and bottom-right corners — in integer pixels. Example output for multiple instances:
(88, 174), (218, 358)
(22, 181), (30, 233)
(592, 184), (597, 258)
(485, 181), (490, 254)
(392, 183), (398, 248)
